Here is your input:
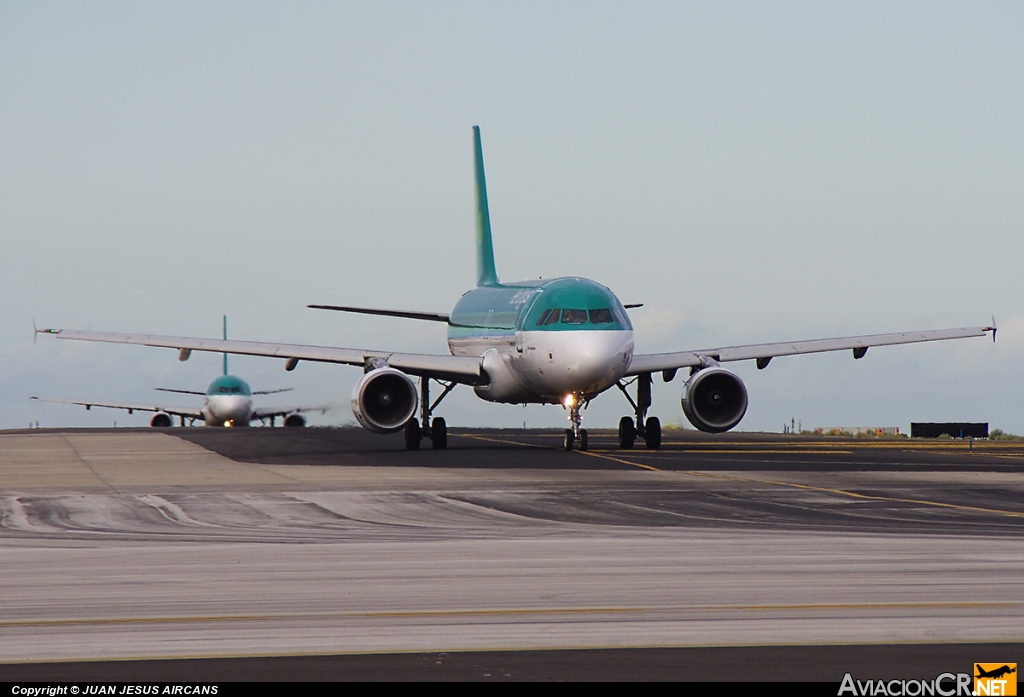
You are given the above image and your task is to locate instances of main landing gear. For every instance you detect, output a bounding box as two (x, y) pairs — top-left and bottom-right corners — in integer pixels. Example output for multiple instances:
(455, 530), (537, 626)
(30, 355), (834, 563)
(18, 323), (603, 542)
(404, 376), (456, 450)
(562, 392), (589, 452)
(615, 372), (661, 450)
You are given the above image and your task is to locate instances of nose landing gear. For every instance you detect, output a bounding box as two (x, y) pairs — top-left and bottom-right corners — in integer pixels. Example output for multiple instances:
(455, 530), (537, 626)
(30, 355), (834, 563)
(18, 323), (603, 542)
(563, 393), (589, 451)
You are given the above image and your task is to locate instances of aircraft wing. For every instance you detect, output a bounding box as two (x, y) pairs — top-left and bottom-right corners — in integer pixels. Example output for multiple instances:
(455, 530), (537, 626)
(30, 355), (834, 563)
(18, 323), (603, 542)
(37, 328), (486, 385)
(30, 397), (203, 419)
(626, 325), (995, 376)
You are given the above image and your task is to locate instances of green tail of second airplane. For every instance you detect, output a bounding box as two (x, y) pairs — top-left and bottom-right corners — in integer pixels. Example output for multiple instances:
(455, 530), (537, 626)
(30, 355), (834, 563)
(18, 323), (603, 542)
(474, 126), (499, 287)
(223, 315), (228, 376)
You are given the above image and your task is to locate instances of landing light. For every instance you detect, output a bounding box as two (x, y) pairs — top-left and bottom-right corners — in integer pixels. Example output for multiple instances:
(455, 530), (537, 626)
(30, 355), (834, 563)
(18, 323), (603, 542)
(224, 420), (234, 428)
(564, 394), (575, 407)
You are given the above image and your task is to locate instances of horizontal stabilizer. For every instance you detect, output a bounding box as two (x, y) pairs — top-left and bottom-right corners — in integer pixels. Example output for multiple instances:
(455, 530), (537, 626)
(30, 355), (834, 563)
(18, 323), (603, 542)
(252, 387), (294, 396)
(154, 388), (206, 396)
(308, 304), (450, 322)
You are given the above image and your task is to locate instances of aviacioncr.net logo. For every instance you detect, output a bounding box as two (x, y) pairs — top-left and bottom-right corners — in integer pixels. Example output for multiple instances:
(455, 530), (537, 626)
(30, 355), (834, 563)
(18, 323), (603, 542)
(839, 673), (972, 696)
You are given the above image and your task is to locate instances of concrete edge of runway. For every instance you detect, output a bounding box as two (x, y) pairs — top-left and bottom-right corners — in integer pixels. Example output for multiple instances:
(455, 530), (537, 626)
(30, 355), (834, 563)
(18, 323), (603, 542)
(1, 643), (1020, 682)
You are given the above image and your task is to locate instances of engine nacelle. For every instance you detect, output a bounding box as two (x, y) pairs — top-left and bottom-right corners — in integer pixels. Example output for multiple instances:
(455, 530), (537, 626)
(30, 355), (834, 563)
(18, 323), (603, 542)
(150, 412), (173, 427)
(351, 367), (418, 433)
(283, 413), (306, 427)
(681, 367), (748, 433)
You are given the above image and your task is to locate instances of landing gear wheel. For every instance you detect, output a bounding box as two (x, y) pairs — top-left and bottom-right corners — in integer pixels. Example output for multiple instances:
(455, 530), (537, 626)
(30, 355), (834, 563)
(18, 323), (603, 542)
(431, 417), (447, 449)
(563, 429), (575, 451)
(579, 429), (589, 452)
(404, 419), (421, 450)
(644, 416), (661, 450)
(618, 416), (636, 449)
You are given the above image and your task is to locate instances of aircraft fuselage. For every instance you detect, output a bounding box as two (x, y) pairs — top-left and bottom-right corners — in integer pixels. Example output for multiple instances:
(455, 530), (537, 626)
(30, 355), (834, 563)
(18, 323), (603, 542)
(447, 276), (635, 404)
(202, 375), (254, 427)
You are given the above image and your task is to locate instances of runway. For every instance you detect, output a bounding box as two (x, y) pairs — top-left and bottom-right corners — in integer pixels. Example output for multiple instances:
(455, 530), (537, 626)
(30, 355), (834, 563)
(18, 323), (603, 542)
(0, 427), (1022, 680)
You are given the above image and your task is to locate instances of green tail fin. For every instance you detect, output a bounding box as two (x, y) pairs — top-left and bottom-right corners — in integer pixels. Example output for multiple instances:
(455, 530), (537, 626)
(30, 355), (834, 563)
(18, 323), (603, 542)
(222, 315), (228, 376)
(473, 126), (499, 287)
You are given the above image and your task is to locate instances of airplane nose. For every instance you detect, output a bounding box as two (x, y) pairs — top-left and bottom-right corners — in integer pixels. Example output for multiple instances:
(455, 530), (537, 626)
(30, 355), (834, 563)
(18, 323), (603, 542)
(209, 396), (251, 423)
(563, 332), (633, 390)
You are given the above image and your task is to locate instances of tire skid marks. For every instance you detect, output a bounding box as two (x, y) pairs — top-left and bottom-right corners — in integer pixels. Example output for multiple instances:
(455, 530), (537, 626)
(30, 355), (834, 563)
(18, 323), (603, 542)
(0, 497), (56, 533)
(135, 495), (219, 528)
(0, 491), (563, 539)
(290, 491), (550, 529)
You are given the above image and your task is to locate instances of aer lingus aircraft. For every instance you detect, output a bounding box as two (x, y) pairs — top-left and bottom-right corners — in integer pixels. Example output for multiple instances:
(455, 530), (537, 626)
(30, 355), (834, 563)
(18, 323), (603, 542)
(38, 127), (995, 451)
(34, 317), (321, 428)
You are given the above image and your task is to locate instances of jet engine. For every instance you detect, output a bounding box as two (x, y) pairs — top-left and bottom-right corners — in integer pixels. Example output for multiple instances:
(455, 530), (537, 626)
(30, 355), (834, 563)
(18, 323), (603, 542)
(283, 413), (306, 427)
(150, 412), (173, 427)
(351, 367), (418, 433)
(681, 366), (748, 433)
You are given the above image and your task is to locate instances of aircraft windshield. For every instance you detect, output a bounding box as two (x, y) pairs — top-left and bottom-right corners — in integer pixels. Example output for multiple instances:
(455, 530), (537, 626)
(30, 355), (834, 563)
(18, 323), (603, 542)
(206, 377), (252, 396)
(463, 277), (633, 334)
(561, 309), (588, 324)
(535, 307), (620, 326)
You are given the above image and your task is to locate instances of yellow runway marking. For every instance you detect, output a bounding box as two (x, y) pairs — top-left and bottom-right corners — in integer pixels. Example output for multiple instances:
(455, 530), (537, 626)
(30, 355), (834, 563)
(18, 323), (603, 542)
(668, 449), (854, 455)
(3, 601), (1014, 629)
(613, 437), (1024, 456)
(577, 450), (1024, 519)
(458, 431), (561, 448)
(454, 433), (1024, 517)
(567, 448), (659, 471)
(574, 449), (661, 471)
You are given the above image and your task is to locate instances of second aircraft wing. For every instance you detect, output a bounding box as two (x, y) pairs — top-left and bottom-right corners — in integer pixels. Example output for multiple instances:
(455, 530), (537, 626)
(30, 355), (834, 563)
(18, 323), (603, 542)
(30, 397), (204, 419)
(627, 325), (995, 376)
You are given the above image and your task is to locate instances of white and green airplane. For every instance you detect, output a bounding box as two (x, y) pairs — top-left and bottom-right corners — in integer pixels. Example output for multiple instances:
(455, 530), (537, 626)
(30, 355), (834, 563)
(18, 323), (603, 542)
(38, 127), (995, 450)
(33, 317), (320, 428)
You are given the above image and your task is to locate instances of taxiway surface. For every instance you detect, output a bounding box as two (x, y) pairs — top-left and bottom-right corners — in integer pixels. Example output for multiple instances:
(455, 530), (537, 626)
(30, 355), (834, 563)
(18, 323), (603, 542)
(1, 427), (1021, 680)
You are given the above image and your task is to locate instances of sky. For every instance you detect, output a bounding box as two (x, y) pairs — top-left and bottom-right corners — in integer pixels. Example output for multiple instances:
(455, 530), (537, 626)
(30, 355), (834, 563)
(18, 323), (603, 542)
(2, 1), (1023, 434)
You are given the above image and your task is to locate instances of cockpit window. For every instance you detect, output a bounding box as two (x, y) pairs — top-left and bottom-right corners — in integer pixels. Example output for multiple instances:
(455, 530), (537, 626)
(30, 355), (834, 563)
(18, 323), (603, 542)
(561, 309), (588, 324)
(542, 309), (561, 325)
(589, 309), (613, 324)
(536, 309), (552, 326)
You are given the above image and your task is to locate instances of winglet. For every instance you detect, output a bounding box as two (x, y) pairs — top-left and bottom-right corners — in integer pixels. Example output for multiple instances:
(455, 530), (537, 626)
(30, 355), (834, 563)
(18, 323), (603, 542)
(989, 316), (997, 343)
(34, 322), (59, 345)
(473, 126), (499, 287)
